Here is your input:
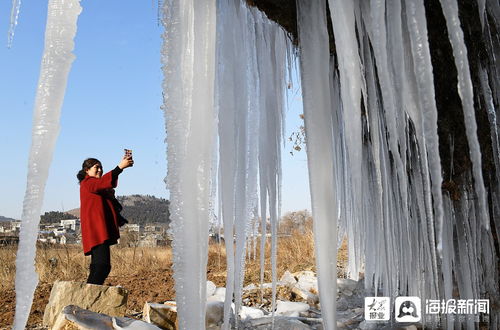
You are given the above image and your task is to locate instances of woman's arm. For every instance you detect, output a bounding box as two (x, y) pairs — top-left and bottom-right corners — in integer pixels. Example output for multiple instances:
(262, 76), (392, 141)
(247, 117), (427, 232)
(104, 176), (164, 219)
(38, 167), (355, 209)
(83, 156), (134, 193)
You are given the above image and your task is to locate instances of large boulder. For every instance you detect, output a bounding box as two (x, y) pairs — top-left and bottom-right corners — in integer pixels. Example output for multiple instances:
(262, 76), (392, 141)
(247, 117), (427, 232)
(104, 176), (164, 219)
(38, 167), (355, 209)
(43, 281), (128, 328)
(52, 305), (160, 330)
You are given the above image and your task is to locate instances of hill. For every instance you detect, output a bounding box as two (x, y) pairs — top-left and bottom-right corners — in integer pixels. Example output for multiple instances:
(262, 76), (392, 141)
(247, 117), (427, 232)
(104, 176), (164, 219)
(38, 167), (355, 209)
(0, 215), (17, 222)
(66, 195), (170, 226)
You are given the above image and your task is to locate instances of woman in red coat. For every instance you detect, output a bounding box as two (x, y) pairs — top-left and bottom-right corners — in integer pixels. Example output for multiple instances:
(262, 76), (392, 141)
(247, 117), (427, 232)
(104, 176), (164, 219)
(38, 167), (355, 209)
(77, 156), (133, 284)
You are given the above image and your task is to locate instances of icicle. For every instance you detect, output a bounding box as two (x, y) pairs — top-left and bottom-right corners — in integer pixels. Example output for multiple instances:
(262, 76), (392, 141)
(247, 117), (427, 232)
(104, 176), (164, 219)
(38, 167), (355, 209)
(161, 0), (216, 328)
(7, 0), (22, 48)
(404, 0), (444, 283)
(439, 0), (490, 230)
(13, 0), (81, 328)
(296, 0), (337, 329)
(327, 0), (364, 282)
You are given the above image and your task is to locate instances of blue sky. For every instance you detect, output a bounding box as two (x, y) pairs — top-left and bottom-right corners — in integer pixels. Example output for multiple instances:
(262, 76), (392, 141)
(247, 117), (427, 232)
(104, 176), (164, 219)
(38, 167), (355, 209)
(0, 0), (310, 220)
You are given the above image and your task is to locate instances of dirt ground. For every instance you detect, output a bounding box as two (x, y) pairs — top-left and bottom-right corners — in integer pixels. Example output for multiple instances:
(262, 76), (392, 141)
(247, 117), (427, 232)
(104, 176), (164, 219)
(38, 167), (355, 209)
(0, 262), (235, 329)
(0, 268), (179, 329)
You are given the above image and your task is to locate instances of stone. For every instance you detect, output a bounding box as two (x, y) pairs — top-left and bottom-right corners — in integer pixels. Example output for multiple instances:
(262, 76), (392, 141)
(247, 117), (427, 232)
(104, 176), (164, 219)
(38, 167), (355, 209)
(143, 300), (225, 329)
(293, 271), (318, 293)
(279, 270), (297, 286)
(336, 278), (358, 293)
(357, 320), (378, 329)
(143, 301), (177, 330)
(43, 281), (128, 328)
(291, 286), (319, 305)
(244, 283), (272, 291)
(206, 301), (224, 327)
(207, 281), (217, 297)
(239, 305), (264, 320)
(207, 287), (226, 302)
(52, 305), (160, 330)
(336, 297), (349, 311)
(275, 300), (310, 317)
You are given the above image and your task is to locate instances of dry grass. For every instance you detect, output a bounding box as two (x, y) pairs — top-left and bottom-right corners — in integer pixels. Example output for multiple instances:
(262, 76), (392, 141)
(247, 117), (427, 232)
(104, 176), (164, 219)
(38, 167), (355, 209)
(0, 227), (349, 328)
(0, 227), (347, 290)
(0, 244), (173, 290)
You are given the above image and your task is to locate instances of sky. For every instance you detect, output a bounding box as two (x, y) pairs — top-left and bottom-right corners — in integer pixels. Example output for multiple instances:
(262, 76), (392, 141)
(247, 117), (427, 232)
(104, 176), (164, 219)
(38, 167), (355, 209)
(0, 0), (310, 220)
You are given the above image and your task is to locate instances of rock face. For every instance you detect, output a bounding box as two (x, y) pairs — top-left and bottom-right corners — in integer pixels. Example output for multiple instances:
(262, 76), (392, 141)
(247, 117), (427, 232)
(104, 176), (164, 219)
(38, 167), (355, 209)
(52, 305), (160, 330)
(143, 302), (177, 330)
(143, 300), (225, 329)
(43, 281), (128, 328)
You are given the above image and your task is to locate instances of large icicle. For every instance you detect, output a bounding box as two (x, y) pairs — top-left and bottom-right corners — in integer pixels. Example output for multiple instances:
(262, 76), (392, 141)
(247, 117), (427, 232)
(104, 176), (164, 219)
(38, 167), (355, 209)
(13, 1), (81, 329)
(404, 0), (444, 273)
(439, 0), (490, 229)
(215, 2), (286, 327)
(7, 0), (22, 47)
(296, 0), (337, 329)
(161, 0), (216, 328)
(327, 0), (365, 281)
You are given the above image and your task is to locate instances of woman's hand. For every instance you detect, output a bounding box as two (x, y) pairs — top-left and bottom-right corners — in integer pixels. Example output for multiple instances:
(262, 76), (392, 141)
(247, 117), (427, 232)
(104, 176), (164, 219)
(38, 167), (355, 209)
(118, 156), (134, 169)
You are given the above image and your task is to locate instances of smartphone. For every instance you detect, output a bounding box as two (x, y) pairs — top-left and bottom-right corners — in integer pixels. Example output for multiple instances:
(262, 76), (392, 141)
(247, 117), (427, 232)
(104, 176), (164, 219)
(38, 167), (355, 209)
(124, 149), (133, 159)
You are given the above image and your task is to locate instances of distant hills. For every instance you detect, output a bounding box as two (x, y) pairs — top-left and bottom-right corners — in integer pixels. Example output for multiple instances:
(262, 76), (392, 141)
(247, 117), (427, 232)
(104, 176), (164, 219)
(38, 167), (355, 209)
(0, 215), (17, 222)
(61, 194), (170, 226)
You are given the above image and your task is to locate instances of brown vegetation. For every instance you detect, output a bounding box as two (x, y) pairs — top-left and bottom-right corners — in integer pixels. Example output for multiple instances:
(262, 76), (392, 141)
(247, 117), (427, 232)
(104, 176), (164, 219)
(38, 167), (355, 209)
(0, 221), (347, 329)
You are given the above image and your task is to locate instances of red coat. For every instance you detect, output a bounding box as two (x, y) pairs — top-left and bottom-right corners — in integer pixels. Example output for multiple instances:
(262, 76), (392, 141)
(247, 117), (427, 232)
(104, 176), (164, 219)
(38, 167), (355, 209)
(80, 171), (120, 255)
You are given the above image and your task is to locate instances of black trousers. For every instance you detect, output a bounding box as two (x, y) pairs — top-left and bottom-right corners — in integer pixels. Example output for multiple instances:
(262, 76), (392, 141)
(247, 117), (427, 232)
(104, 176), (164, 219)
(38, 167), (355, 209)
(87, 243), (111, 285)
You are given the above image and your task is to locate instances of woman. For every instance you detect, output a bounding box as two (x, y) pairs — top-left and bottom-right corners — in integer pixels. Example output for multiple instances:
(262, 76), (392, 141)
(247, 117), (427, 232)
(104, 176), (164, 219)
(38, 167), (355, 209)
(77, 156), (133, 285)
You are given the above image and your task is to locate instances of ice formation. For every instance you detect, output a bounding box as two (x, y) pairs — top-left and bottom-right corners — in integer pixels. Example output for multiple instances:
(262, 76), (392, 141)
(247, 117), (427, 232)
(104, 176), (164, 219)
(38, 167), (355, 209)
(160, 0), (217, 328)
(7, 0), (21, 47)
(296, 1), (337, 329)
(12, 0), (81, 329)
(161, 0), (288, 327)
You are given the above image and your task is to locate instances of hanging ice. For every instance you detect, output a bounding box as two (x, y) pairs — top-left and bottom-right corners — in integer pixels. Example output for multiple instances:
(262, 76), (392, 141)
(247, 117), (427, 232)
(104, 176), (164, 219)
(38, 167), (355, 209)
(13, 0), (81, 329)
(296, 0), (337, 329)
(215, 1), (286, 327)
(6, 0), (500, 328)
(161, 0), (216, 328)
(439, 0), (490, 229)
(7, 0), (22, 47)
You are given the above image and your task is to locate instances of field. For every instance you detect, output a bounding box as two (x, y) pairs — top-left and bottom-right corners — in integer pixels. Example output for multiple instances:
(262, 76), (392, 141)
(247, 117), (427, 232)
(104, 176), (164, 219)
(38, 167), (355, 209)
(0, 226), (348, 329)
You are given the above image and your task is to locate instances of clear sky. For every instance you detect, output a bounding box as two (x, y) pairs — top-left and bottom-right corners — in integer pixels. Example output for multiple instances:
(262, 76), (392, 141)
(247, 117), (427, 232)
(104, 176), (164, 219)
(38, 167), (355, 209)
(0, 0), (310, 220)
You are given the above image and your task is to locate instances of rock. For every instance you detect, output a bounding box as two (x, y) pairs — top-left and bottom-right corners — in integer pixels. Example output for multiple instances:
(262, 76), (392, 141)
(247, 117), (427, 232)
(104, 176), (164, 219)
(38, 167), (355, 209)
(239, 305), (264, 320)
(343, 290), (353, 297)
(207, 281), (217, 297)
(143, 300), (224, 329)
(206, 301), (224, 327)
(207, 287), (226, 302)
(143, 302), (177, 330)
(279, 270), (297, 286)
(336, 297), (349, 311)
(43, 281), (128, 328)
(291, 286), (319, 305)
(293, 271), (318, 293)
(244, 283), (258, 291)
(357, 320), (379, 329)
(337, 278), (358, 293)
(244, 283), (272, 291)
(52, 305), (160, 330)
(275, 300), (310, 317)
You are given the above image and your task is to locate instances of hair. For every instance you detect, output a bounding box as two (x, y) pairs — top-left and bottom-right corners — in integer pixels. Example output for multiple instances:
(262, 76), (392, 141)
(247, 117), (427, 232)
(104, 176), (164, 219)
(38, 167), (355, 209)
(77, 158), (101, 183)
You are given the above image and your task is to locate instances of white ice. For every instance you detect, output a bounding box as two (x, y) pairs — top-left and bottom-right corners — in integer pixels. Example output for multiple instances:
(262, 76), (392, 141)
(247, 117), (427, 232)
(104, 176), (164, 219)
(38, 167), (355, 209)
(13, 0), (81, 329)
